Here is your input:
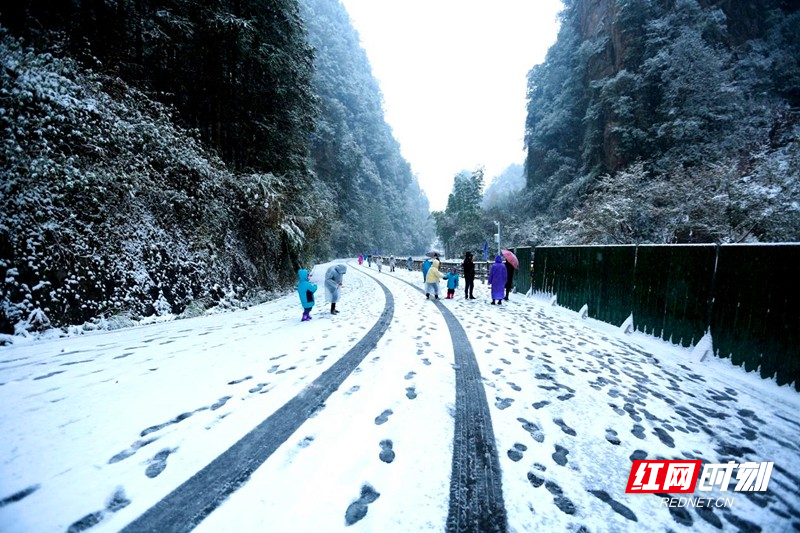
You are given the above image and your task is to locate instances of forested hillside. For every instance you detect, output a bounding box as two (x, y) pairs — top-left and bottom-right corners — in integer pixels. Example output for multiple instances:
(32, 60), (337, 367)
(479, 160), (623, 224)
(516, 0), (800, 245)
(0, 1), (429, 334)
(300, 0), (434, 256)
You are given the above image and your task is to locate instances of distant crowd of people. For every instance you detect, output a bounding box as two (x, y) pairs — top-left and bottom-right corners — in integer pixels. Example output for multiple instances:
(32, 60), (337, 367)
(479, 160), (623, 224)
(297, 252), (517, 321)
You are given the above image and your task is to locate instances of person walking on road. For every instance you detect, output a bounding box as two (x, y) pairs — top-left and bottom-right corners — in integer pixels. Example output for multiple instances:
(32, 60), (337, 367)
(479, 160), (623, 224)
(376, 255), (382, 273)
(462, 251), (476, 299)
(425, 257), (443, 300)
(389, 256), (396, 272)
(504, 258), (515, 301)
(407, 256), (413, 271)
(488, 255), (507, 305)
(325, 264), (347, 315)
(297, 268), (317, 321)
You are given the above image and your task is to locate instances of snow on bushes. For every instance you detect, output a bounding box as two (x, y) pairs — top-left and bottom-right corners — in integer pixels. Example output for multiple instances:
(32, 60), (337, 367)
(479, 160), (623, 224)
(0, 30), (312, 334)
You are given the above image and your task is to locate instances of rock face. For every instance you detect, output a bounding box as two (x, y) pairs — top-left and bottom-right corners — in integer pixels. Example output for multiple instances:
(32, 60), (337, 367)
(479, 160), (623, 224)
(550, 0), (797, 176)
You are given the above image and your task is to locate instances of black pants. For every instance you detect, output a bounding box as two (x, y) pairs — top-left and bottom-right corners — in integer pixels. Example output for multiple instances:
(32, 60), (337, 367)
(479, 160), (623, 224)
(464, 277), (474, 298)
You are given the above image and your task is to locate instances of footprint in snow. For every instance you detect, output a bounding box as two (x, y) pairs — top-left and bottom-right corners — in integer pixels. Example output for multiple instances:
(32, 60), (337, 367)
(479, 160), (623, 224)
(406, 387), (417, 400)
(605, 429), (621, 445)
(344, 484), (380, 526)
(249, 383), (268, 394)
(375, 409), (393, 425)
(518, 417), (545, 443)
(404, 371), (416, 380)
(552, 445), (570, 466)
(554, 418), (577, 436)
(145, 448), (176, 478)
(507, 443), (527, 462)
(495, 397), (514, 410)
(66, 487), (131, 532)
(379, 440), (395, 463)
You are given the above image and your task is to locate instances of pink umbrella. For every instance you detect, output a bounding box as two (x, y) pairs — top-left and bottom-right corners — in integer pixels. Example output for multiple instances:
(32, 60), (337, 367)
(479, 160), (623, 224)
(501, 249), (519, 269)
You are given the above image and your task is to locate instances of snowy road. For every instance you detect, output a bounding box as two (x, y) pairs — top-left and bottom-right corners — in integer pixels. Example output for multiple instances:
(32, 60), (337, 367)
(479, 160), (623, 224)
(1, 261), (799, 532)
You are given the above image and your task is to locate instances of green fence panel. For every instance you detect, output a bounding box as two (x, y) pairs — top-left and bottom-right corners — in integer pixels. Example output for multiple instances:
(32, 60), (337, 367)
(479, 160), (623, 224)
(712, 244), (800, 389)
(632, 245), (716, 347)
(536, 247), (591, 314)
(514, 247), (532, 295)
(531, 246), (635, 326)
(593, 246), (637, 326)
(532, 247), (549, 294)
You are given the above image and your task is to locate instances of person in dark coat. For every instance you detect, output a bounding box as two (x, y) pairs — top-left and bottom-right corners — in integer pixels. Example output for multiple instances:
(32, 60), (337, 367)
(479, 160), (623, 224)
(462, 252), (476, 299)
(297, 269), (318, 321)
(487, 254), (507, 305)
(407, 256), (413, 271)
(504, 259), (516, 301)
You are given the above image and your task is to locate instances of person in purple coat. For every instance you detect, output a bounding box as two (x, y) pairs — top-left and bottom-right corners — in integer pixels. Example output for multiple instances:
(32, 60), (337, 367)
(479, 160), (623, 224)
(488, 254), (507, 305)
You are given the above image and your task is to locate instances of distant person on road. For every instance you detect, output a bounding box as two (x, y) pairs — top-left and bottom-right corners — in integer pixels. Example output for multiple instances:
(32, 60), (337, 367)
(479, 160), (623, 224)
(488, 255), (507, 305)
(462, 251), (476, 299)
(325, 264), (347, 315)
(376, 255), (382, 273)
(367, 255), (372, 268)
(389, 256), (396, 272)
(504, 259), (516, 301)
(297, 268), (318, 321)
(407, 256), (413, 271)
(425, 257), (443, 300)
(358, 254), (363, 265)
(444, 267), (459, 299)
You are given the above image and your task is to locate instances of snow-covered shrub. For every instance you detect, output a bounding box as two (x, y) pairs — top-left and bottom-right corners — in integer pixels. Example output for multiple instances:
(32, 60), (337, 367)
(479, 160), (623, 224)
(0, 30), (321, 333)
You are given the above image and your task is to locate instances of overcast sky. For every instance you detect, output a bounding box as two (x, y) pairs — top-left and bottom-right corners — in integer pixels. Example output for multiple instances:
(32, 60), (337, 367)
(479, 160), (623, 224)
(338, 0), (563, 211)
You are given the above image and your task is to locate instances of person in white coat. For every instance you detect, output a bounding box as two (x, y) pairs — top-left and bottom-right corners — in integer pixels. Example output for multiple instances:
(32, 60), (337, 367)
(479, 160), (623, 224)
(325, 264), (347, 314)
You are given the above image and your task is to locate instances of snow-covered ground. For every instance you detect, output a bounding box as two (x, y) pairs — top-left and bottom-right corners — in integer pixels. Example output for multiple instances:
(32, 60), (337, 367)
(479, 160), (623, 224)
(1, 260), (798, 532)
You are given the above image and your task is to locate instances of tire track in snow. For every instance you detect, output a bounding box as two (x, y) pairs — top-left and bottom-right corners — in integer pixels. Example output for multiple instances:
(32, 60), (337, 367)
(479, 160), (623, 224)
(120, 265), (394, 532)
(389, 273), (507, 532)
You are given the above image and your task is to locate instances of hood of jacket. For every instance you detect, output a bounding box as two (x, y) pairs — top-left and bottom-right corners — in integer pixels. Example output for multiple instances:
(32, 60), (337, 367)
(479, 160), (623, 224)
(298, 269), (310, 282)
(335, 264), (347, 275)
(494, 255), (503, 263)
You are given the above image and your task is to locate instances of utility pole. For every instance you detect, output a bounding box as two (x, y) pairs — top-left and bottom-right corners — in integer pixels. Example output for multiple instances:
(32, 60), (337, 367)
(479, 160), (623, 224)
(494, 220), (501, 256)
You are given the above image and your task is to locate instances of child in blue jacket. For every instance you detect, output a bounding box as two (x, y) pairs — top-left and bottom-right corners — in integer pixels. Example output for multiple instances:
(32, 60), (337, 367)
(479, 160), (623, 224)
(297, 269), (317, 321)
(444, 267), (459, 299)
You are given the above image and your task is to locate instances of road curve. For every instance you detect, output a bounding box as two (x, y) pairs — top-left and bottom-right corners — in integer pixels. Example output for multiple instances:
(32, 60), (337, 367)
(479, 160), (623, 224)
(121, 266), (395, 532)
